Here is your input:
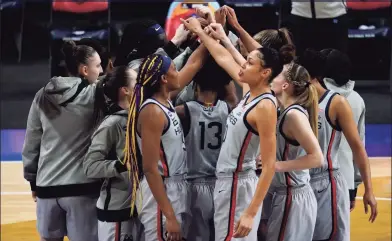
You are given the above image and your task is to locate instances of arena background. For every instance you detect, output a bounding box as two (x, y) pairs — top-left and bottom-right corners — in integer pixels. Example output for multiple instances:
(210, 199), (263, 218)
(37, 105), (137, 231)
(0, 1), (391, 241)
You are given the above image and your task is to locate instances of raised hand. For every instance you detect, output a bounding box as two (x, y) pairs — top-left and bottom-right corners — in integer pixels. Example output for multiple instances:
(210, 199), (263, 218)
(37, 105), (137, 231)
(207, 23), (227, 41)
(171, 24), (190, 46)
(222, 5), (240, 29)
(195, 6), (215, 23)
(215, 7), (227, 26)
(181, 17), (203, 34)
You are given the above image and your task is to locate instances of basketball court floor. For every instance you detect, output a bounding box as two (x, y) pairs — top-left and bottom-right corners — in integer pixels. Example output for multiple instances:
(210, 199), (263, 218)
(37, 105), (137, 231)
(1, 157), (390, 241)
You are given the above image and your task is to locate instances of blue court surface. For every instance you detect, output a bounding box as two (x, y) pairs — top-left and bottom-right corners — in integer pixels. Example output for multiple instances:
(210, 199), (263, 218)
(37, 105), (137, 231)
(1, 124), (391, 161)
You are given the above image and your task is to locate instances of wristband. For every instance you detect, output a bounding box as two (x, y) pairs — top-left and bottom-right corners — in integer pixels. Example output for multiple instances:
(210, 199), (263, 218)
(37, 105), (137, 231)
(30, 181), (37, 192)
(349, 188), (358, 202)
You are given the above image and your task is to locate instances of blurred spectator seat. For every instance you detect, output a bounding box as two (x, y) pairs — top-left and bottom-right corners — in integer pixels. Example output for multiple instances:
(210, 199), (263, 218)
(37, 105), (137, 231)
(0, 0), (25, 63)
(52, 1), (108, 13)
(49, 0), (111, 77)
(347, 1), (390, 10)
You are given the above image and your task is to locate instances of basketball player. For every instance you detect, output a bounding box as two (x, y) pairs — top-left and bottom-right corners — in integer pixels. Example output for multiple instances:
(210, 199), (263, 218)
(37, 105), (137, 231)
(267, 61), (323, 241)
(182, 17), (290, 240)
(202, 18), (296, 240)
(22, 41), (102, 241)
(83, 66), (145, 241)
(300, 49), (378, 241)
(175, 57), (232, 241)
(124, 45), (207, 241)
(321, 49), (365, 211)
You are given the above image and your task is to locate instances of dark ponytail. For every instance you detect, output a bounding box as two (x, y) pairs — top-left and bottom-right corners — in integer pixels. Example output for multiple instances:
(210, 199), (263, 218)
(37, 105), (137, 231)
(279, 44), (296, 66)
(92, 66), (133, 129)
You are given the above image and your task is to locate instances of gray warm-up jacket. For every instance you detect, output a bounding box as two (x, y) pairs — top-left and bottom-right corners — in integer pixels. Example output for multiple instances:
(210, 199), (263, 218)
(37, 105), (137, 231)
(22, 77), (101, 198)
(83, 109), (132, 222)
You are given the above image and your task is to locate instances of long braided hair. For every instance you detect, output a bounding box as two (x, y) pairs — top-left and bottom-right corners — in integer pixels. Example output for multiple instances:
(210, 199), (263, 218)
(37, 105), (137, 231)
(123, 54), (171, 215)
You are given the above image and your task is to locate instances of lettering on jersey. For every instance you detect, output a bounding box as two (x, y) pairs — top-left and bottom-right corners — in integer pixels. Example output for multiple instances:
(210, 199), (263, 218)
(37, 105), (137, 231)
(167, 111), (186, 150)
(228, 112), (238, 125)
(168, 111), (182, 136)
(318, 108), (324, 130)
(202, 106), (213, 116)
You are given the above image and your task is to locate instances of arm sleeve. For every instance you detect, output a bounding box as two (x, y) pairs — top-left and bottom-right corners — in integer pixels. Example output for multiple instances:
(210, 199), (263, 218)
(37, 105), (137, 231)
(163, 41), (181, 59)
(22, 96), (43, 190)
(83, 123), (125, 179)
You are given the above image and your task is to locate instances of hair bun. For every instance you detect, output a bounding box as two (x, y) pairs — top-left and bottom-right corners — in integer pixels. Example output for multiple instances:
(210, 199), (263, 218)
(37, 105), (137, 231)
(279, 44), (296, 65)
(62, 40), (77, 59)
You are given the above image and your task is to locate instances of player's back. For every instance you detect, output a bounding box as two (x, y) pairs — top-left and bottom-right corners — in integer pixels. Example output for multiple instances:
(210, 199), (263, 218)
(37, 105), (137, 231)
(184, 100), (230, 179)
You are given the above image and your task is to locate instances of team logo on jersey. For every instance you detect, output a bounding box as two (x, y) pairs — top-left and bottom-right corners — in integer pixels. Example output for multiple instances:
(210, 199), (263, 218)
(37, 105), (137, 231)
(202, 106), (213, 115)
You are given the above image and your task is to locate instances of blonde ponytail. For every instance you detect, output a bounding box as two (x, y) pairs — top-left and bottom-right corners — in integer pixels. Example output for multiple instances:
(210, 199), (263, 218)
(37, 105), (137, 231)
(304, 84), (319, 138)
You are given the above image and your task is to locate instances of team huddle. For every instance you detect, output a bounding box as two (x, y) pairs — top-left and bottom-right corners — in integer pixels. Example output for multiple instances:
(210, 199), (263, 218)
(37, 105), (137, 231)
(22, 5), (378, 241)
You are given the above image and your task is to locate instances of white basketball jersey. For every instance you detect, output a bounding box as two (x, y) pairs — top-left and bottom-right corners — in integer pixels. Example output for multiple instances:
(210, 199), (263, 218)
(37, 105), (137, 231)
(137, 98), (186, 177)
(273, 104), (311, 188)
(216, 92), (277, 174)
(310, 90), (342, 176)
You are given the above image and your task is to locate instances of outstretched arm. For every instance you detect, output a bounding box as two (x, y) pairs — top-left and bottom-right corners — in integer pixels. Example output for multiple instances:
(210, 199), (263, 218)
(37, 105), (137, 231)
(224, 6), (261, 52)
(181, 18), (247, 93)
(176, 44), (208, 92)
(208, 23), (247, 67)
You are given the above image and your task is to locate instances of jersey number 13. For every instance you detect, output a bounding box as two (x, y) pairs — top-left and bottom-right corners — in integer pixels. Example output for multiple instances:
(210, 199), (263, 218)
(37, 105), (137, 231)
(199, 121), (222, 150)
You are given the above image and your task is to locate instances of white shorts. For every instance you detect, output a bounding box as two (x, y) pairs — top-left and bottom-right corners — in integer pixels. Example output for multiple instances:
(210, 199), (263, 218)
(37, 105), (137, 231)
(98, 218), (144, 241)
(136, 176), (190, 241)
(214, 170), (261, 241)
